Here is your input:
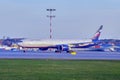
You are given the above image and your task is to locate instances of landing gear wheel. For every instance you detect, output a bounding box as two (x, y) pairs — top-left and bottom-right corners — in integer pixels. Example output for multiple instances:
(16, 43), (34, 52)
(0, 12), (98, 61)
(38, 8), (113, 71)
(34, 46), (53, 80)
(55, 50), (61, 53)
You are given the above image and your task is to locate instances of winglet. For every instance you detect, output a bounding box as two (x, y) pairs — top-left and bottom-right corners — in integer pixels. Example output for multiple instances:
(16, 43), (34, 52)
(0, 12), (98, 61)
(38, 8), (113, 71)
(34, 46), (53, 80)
(92, 25), (103, 41)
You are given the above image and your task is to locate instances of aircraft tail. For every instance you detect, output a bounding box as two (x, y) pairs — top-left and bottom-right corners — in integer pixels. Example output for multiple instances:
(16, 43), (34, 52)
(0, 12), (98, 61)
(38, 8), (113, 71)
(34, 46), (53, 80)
(92, 25), (103, 41)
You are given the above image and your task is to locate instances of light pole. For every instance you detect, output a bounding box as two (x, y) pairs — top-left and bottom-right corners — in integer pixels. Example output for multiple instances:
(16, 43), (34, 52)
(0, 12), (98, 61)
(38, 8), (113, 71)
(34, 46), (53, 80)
(46, 9), (56, 39)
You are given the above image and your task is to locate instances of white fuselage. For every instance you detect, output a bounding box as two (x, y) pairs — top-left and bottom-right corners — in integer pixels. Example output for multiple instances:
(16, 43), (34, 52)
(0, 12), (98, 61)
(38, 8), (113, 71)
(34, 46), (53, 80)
(18, 39), (92, 48)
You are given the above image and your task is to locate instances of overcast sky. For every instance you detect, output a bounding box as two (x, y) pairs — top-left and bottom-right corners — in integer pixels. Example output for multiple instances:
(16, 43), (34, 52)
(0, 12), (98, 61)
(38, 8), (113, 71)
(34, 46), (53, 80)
(0, 0), (120, 39)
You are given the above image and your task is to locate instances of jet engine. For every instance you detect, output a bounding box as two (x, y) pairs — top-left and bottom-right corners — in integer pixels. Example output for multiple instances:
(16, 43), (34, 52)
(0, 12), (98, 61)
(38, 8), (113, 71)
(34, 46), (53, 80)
(56, 44), (70, 52)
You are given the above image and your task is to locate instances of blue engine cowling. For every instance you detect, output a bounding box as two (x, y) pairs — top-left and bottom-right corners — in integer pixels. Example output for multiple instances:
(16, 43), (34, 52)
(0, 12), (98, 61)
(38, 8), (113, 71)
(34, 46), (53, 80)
(56, 44), (69, 51)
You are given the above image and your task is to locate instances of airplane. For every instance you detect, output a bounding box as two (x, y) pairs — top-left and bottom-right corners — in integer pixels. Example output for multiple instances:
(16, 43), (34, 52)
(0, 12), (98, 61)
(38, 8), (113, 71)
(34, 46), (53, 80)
(17, 25), (103, 54)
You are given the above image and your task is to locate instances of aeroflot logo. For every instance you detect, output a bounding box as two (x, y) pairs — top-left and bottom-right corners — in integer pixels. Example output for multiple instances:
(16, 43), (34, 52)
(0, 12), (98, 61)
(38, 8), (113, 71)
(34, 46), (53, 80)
(95, 32), (100, 37)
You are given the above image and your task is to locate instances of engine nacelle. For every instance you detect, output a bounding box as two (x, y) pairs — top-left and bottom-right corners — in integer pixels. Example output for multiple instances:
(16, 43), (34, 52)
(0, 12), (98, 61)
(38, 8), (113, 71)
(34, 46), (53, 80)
(56, 44), (69, 51)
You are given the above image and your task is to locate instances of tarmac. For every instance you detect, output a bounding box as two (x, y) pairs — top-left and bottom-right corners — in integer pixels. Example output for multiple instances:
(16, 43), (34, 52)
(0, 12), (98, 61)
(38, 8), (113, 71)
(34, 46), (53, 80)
(0, 50), (120, 60)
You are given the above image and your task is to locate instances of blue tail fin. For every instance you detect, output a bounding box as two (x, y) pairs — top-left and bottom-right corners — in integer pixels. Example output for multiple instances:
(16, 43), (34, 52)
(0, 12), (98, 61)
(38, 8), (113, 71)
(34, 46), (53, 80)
(92, 25), (103, 41)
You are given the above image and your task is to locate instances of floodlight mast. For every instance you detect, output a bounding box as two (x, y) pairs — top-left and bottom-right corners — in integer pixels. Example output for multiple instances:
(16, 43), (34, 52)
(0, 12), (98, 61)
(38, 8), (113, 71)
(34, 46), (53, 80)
(46, 9), (56, 39)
